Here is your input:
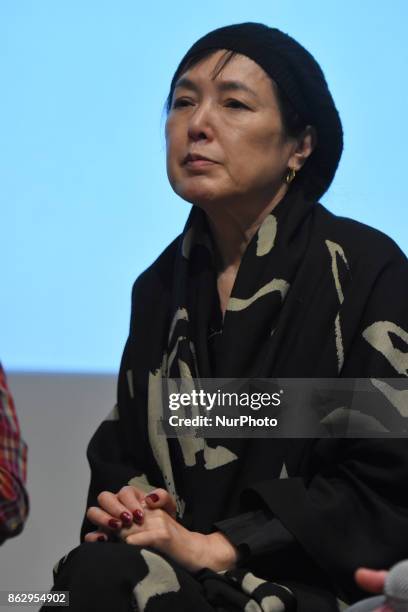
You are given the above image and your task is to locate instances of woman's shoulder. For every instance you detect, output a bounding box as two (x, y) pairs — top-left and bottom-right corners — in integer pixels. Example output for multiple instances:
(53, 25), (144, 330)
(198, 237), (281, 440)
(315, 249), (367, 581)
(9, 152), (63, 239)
(130, 235), (181, 302)
(314, 202), (407, 268)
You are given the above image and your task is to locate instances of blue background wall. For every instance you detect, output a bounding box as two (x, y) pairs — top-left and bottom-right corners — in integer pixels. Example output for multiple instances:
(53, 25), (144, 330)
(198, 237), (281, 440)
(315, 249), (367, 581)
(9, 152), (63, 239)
(2, 1), (407, 372)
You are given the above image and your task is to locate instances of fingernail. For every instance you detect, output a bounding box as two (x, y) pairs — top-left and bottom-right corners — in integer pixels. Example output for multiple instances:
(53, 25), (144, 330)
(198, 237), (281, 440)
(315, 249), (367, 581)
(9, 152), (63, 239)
(120, 511), (132, 525)
(97, 535), (106, 542)
(146, 493), (159, 502)
(108, 519), (120, 529)
(133, 509), (144, 524)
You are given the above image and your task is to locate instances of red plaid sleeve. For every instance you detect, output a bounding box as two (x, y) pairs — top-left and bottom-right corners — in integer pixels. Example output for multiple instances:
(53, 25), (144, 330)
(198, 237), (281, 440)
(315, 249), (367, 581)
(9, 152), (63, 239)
(0, 363), (29, 540)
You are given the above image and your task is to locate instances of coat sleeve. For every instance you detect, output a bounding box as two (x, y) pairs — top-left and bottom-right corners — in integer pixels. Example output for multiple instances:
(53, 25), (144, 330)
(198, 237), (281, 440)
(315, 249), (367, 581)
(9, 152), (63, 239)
(236, 246), (408, 602)
(80, 246), (181, 542)
(80, 275), (165, 541)
(80, 338), (159, 540)
(213, 510), (298, 565)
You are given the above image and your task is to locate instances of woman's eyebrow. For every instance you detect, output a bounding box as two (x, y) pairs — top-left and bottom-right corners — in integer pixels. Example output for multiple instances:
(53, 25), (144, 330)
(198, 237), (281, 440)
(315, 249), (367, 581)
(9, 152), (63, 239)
(174, 76), (259, 100)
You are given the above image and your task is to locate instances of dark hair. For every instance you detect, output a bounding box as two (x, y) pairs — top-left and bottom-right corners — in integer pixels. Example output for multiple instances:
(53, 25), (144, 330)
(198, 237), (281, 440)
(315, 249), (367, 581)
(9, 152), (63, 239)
(164, 49), (311, 190)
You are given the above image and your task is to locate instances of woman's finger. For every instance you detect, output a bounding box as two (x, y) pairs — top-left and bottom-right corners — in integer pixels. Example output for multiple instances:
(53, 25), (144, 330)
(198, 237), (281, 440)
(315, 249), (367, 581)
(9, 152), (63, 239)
(143, 488), (177, 518)
(116, 486), (147, 524)
(117, 521), (144, 541)
(86, 505), (123, 532)
(96, 490), (134, 526)
(125, 531), (155, 547)
(84, 531), (109, 543)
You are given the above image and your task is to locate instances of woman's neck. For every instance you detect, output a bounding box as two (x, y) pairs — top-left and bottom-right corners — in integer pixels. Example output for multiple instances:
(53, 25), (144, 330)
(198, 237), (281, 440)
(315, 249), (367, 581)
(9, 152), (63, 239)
(204, 183), (288, 274)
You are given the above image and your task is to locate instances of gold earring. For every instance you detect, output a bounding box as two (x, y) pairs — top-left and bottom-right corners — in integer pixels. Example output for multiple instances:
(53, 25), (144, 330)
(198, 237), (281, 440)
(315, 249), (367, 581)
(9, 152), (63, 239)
(285, 168), (297, 184)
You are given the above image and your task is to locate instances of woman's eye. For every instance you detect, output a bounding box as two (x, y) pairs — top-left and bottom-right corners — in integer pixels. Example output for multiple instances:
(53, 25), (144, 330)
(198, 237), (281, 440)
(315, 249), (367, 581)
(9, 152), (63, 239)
(172, 98), (249, 110)
(172, 99), (192, 108)
(225, 99), (248, 109)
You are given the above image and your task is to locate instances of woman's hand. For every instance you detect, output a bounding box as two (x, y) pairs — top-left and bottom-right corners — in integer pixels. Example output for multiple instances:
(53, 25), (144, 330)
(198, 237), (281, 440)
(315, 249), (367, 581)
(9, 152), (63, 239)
(85, 487), (239, 573)
(85, 486), (177, 533)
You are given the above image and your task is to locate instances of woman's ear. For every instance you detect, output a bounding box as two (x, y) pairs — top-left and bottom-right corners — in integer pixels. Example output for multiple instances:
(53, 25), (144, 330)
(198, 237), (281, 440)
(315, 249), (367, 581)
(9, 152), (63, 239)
(290, 125), (317, 171)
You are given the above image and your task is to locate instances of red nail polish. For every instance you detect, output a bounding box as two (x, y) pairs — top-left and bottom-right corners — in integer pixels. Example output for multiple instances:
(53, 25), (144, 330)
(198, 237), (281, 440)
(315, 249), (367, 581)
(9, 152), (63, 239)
(97, 535), (106, 542)
(108, 518), (120, 529)
(133, 509), (144, 524)
(147, 493), (159, 502)
(120, 511), (132, 524)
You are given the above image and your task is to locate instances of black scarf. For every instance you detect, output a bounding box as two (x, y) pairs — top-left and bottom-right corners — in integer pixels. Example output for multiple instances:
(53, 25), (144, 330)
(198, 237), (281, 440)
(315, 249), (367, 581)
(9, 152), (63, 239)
(82, 185), (408, 610)
(170, 185), (315, 379)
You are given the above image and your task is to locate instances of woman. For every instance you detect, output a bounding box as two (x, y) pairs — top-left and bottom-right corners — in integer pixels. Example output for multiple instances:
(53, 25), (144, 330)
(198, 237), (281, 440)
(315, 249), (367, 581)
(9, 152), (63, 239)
(47, 23), (408, 612)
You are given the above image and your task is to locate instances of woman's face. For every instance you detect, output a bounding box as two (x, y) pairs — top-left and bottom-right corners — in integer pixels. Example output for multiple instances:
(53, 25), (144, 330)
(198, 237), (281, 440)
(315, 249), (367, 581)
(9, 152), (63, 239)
(165, 49), (301, 210)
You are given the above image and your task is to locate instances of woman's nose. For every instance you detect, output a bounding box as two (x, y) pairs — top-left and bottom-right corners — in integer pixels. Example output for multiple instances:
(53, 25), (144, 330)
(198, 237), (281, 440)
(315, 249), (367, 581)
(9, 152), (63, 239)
(187, 103), (215, 141)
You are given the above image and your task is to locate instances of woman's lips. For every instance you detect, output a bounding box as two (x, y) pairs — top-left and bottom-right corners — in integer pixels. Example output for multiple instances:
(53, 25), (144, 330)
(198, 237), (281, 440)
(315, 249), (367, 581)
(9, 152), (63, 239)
(185, 159), (217, 168)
